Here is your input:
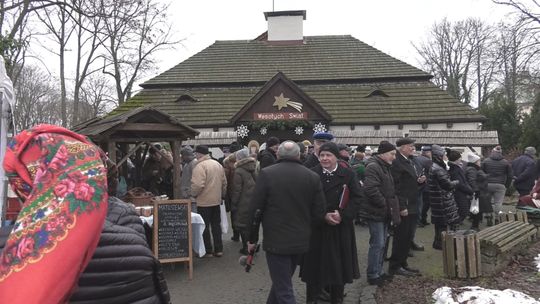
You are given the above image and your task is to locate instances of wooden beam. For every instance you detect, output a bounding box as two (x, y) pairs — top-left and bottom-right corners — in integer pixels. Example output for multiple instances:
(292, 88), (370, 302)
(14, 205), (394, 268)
(117, 141), (146, 167)
(107, 141), (116, 164)
(121, 123), (187, 133)
(172, 140), (182, 199)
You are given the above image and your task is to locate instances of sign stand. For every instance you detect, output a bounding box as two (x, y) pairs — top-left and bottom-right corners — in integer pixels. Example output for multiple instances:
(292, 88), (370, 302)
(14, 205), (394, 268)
(153, 199), (193, 280)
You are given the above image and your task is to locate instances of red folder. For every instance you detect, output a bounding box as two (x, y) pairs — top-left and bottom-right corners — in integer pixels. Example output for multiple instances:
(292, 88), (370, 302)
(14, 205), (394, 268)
(339, 184), (350, 209)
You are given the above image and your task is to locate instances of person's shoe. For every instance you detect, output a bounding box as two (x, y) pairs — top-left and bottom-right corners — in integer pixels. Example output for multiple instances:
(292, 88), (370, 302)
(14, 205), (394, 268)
(470, 225), (480, 231)
(411, 241), (425, 251)
(402, 266), (420, 273)
(317, 289), (330, 301)
(367, 277), (385, 287)
(213, 252), (223, 257)
(389, 267), (418, 277)
(420, 219), (430, 226)
(486, 216), (494, 227)
(202, 253), (214, 258)
(380, 273), (393, 282)
(408, 251), (414, 257)
(231, 235), (240, 242)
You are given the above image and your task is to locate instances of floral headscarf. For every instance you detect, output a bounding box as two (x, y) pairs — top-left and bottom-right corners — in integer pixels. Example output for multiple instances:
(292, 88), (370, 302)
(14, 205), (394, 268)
(0, 124), (108, 303)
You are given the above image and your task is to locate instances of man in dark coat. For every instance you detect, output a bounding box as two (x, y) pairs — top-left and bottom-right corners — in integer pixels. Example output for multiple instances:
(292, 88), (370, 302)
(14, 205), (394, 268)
(388, 137), (424, 277)
(258, 136), (280, 169)
(247, 141), (338, 304)
(300, 142), (363, 303)
(482, 147), (512, 217)
(447, 149), (474, 224)
(359, 140), (399, 286)
(512, 147), (537, 196)
(416, 146), (433, 226)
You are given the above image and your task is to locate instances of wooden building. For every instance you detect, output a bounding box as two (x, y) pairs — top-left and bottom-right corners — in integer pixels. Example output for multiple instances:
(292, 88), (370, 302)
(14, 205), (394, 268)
(110, 10), (493, 149)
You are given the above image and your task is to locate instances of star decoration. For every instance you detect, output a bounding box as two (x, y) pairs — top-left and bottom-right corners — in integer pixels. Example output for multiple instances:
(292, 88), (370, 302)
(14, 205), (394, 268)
(236, 124), (249, 138)
(273, 93), (290, 110)
(294, 126), (304, 135)
(260, 127), (268, 135)
(313, 123), (327, 133)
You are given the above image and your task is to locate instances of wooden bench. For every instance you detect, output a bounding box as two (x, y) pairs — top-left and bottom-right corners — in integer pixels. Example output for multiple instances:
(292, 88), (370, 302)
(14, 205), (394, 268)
(476, 220), (537, 275)
(441, 230), (481, 279)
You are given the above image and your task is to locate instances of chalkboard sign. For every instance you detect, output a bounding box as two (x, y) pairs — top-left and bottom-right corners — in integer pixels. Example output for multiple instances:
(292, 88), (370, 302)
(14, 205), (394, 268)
(153, 199), (193, 278)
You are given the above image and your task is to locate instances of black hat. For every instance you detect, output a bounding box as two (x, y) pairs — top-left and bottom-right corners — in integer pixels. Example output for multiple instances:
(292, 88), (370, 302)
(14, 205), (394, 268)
(377, 140), (396, 154)
(431, 145), (445, 157)
(266, 136), (280, 148)
(396, 137), (415, 147)
(421, 145), (432, 152)
(297, 142), (306, 154)
(229, 141), (242, 153)
(318, 142), (340, 158)
(337, 143), (351, 152)
(356, 144), (366, 153)
(195, 145), (209, 155)
(446, 149), (461, 162)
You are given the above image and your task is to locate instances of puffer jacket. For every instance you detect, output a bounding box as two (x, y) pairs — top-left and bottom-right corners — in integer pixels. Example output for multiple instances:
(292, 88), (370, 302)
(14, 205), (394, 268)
(448, 162), (474, 219)
(359, 156), (397, 222)
(465, 163), (492, 213)
(191, 155), (227, 207)
(231, 158), (257, 230)
(429, 160), (459, 226)
(70, 197), (170, 304)
(481, 151), (512, 187)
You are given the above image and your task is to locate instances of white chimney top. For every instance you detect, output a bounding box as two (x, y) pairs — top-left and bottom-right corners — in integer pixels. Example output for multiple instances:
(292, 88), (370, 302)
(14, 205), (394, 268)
(263, 10), (306, 43)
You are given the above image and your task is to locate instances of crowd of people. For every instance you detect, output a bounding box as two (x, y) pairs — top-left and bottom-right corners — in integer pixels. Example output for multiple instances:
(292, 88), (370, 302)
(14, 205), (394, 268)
(1, 124), (539, 304)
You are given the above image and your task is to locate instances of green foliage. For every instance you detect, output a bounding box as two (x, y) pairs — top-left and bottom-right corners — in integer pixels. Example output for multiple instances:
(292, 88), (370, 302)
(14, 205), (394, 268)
(519, 93), (540, 152)
(0, 34), (26, 71)
(247, 120), (311, 131)
(479, 93), (522, 150)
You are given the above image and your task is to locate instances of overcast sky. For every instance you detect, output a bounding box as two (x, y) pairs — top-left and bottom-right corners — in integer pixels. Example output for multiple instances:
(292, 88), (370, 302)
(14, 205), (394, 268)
(153, 0), (513, 80)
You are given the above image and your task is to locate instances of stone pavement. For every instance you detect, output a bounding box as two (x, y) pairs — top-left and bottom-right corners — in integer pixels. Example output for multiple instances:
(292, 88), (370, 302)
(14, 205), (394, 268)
(164, 206), (516, 303)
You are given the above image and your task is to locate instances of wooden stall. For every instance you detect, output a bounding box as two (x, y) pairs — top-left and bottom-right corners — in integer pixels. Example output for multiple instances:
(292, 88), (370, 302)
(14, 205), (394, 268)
(73, 106), (199, 199)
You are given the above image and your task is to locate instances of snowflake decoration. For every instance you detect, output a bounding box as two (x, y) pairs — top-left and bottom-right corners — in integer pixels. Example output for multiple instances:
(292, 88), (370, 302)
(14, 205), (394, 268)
(294, 126), (304, 135)
(236, 124), (249, 138)
(313, 123), (327, 133)
(260, 127), (268, 135)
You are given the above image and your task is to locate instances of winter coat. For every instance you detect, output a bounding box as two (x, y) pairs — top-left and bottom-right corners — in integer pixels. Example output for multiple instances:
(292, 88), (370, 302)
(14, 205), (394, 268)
(414, 155), (432, 192)
(512, 154), (537, 194)
(359, 156), (397, 222)
(69, 197), (170, 304)
(179, 158), (197, 199)
(248, 159), (327, 255)
(231, 158), (257, 230)
(303, 153), (320, 169)
(391, 153), (420, 214)
(300, 163), (362, 286)
(191, 155), (227, 207)
(448, 162), (474, 219)
(258, 148), (277, 169)
(222, 154), (236, 211)
(429, 160), (459, 226)
(481, 151), (512, 187)
(465, 163), (492, 213)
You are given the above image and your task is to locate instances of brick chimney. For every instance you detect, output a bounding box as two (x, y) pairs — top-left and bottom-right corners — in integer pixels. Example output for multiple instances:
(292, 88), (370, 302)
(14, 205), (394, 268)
(263, 10), (306, 43)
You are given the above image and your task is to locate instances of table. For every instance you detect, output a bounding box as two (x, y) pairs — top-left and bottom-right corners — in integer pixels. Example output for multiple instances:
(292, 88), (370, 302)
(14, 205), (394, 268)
(140, 212), (206, 257)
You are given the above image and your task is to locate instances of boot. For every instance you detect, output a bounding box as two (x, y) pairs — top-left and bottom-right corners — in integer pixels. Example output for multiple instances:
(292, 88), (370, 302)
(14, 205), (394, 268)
(486, 214), (493, 227)
(433, 225), (443, 250)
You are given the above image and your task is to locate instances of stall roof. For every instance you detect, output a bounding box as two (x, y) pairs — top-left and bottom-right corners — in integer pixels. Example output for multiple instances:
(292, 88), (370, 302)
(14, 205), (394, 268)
(183, 131), (238, 146)
(407, 130), (499, 147)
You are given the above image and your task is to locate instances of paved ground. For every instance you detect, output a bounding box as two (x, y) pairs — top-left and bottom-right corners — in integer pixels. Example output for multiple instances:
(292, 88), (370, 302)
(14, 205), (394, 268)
(164, 204), (516, 303)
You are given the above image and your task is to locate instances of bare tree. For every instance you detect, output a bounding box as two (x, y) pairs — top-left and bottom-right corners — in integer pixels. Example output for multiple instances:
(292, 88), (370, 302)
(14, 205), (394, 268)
(493, 0), (540, 24)
(414, 18), (496, 105)
(13, 64), (61, 130)
(98, 0), (179, 104)
(79, 73), (116, 121)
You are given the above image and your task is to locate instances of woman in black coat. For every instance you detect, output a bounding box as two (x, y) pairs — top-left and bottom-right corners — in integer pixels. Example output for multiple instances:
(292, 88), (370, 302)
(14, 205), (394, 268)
(447, 149), (474, 224)
(429, 145), (459, 250)
(300, 142), (363, 304)
(465, 154), (492, 230)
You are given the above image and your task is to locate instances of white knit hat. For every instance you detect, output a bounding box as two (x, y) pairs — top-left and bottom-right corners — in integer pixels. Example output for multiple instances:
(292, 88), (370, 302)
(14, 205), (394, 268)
(467, 153), (481, 163)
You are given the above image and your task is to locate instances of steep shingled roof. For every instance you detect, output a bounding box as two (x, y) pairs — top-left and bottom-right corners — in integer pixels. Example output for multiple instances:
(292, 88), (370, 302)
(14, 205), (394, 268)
(142, 35), (431, 87)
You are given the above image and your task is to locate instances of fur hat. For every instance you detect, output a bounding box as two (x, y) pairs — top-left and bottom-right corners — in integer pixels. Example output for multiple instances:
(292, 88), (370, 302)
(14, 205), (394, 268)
(318, 142), (340, 158)
(266, 136), (280, 148)
(377, 141), (395, 155)
(431, 145), (445, 157)
(195, 145), (209, 155)
(180, 146), (194, 156)
(525, 146), (537, 156)
(446, 149), (461, 162)
(235, 148), (250, 161)
(467, 153), (481, 163)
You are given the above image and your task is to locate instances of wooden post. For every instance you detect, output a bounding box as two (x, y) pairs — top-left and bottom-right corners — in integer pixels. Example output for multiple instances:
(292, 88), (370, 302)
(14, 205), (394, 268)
(172, 140), (181, 199)
(108, 140), (116, 163)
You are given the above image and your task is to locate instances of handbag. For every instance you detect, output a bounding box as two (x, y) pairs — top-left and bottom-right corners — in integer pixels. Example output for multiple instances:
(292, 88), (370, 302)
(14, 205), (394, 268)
(220, 202), (229, 234)
(470, 197), (480, 215)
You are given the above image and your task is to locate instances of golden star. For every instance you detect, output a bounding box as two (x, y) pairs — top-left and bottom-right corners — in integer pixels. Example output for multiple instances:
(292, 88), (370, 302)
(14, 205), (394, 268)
(273, 93), (289, 110)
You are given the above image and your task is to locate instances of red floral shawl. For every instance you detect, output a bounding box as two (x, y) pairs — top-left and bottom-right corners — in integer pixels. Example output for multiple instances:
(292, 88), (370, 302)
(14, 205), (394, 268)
(0, 124), (108, 303)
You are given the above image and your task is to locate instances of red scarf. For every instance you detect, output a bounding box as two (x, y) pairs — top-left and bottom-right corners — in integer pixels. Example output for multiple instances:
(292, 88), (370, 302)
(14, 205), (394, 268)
(0, 124), (108, 303)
